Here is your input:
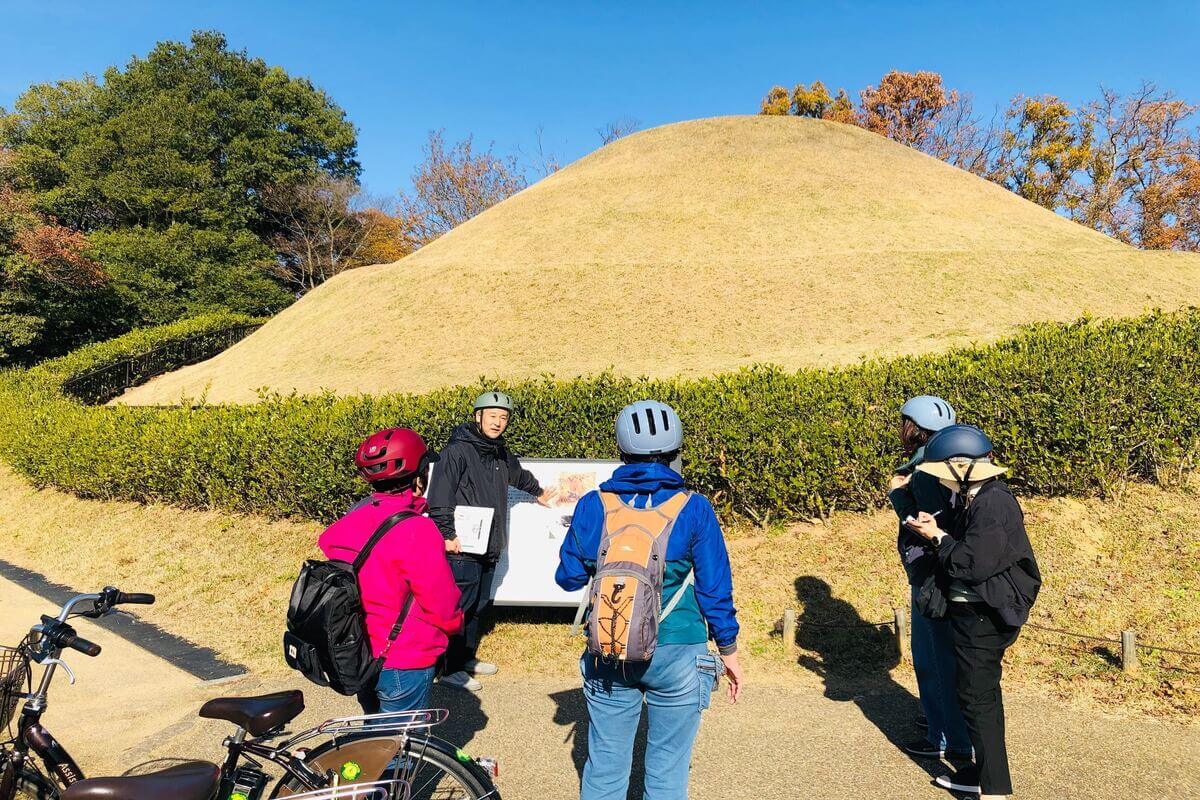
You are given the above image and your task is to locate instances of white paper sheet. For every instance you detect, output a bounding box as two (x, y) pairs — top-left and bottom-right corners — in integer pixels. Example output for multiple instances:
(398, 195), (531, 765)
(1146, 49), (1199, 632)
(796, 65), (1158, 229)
(453, 505), (494, 555)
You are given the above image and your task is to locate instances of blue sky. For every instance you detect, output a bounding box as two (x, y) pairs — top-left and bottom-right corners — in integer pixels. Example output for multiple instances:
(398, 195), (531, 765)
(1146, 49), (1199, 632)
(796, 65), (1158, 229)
(2, 1), (1198, 196)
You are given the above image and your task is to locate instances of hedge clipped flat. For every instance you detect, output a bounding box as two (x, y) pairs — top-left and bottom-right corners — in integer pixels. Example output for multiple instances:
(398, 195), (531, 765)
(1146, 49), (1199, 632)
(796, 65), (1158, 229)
(1, 311), (1198, 524)
(116, 115), (1200, 405)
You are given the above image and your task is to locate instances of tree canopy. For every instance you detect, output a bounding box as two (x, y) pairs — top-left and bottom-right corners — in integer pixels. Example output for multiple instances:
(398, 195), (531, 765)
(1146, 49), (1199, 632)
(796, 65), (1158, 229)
(0, 30), (360, 362)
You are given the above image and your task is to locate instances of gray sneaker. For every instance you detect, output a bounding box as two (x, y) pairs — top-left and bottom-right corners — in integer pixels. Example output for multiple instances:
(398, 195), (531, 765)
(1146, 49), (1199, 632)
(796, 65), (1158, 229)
(465, 659), (499, 676)
(439, 671), (482, 692)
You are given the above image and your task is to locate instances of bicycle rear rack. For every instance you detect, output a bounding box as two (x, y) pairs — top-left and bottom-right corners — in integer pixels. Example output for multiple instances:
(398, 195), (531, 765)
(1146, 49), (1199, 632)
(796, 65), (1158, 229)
(285, 778), (409, 799)
(284, 709), (450, 748)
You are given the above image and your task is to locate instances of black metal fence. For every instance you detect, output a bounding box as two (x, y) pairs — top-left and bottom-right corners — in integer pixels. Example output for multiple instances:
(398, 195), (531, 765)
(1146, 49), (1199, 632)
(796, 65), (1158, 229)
(60, 324), (263, 405)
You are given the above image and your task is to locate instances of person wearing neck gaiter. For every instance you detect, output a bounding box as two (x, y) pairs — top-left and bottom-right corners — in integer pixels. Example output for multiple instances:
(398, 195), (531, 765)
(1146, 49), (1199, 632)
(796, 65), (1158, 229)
(907, 425), (1041, 800)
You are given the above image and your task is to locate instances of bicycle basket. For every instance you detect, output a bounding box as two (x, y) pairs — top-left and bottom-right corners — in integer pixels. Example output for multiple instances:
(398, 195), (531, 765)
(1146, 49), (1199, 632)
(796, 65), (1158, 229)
(1, 645), (32, 737)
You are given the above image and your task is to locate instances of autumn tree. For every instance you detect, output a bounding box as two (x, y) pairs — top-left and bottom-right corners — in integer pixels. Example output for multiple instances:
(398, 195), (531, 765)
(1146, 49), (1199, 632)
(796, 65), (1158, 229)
(759, 74), (1200, 250)
(260, 176), (413, 293)
(760, 81), (858, 123)
(357, 208), (420, 266)
(0, 151), (115, 361)
(859, 70), (958, 150)
(760, 86), (791, 116)
(400, 130), (527, 246)
(987, 95), (1093, 210)
(1075, 84), (1199, 249)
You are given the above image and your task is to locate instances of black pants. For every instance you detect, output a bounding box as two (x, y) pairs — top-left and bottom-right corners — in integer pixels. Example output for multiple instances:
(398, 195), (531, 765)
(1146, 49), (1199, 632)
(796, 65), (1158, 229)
(443, 555), (497, 674)
(949, 602), (1021, 795)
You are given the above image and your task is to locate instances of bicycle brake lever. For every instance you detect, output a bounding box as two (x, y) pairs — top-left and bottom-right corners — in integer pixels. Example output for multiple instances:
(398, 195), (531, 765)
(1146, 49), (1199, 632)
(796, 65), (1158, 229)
(43, 658), (76, 685)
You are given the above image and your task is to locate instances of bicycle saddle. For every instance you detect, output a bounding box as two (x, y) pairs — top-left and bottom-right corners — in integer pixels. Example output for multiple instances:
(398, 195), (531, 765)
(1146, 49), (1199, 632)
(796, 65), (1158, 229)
(199, 689), (305, 735)
(61, 760), (221, 800)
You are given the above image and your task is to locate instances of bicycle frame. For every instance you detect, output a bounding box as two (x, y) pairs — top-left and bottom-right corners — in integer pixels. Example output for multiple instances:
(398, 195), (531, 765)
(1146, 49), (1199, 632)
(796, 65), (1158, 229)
(3, 592), (107, 792)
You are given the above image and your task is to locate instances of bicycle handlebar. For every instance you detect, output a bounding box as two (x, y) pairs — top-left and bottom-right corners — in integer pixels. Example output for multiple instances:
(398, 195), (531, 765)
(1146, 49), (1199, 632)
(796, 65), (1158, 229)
(115, 591), (155, 605)
(58, 630), (102, 657)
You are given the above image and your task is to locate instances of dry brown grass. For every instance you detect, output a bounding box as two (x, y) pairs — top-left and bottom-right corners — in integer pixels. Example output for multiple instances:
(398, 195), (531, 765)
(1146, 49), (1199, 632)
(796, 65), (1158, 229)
(2, 464), (1196, 720)
(117, 115), (1200, 405)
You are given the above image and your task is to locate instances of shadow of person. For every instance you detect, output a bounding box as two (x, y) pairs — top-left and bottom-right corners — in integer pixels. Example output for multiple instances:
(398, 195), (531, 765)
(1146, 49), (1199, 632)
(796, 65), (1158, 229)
(793, 576), (946, 783)
(429, 681), (489, 752)
(548, 685), (650, 799)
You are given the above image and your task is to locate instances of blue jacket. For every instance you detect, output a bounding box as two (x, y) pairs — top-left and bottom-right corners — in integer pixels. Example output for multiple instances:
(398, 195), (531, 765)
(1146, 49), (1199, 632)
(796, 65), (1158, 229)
(555, 462), (740, 653)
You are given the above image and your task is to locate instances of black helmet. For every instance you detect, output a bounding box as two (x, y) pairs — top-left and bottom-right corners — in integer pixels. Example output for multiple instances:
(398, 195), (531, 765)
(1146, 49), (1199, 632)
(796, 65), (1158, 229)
(919, 424), (1006, 487)
(923, 424), (993, 462)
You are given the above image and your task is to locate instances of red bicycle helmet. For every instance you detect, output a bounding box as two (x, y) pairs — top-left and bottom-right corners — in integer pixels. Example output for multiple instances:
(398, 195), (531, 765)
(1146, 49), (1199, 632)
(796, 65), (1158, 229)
(354, 428), (436, 485)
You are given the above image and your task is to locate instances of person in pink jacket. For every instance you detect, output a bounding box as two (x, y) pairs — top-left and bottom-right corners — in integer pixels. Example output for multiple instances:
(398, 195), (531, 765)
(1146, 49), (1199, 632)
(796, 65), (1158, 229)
(319, 427), (464, 715)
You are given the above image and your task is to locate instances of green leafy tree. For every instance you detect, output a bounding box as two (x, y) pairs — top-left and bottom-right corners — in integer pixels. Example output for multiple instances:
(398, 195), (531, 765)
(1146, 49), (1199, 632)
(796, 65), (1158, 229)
(0, 30), (358, 343)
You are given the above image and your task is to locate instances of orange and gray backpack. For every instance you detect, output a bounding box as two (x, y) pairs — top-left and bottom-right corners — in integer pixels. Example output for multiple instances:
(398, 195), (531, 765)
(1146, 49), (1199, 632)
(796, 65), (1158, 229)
(572, 490), (694, 663)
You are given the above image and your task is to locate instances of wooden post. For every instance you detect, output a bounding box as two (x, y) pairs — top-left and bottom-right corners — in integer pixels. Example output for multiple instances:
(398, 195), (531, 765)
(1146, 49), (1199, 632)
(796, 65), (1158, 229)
(781, 608), (796, 655)
(1121, 630), (1138, 674)
(895, 607), (909, 662)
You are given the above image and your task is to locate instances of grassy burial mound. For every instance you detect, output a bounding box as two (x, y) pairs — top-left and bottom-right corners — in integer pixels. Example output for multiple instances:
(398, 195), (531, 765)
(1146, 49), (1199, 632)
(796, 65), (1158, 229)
(118, 115), (1200, 405)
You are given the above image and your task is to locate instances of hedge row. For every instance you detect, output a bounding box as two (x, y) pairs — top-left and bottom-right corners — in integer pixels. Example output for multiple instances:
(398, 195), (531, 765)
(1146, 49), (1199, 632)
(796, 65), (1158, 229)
(26, 312), (264, 390)
(1, 311), (1198, 524)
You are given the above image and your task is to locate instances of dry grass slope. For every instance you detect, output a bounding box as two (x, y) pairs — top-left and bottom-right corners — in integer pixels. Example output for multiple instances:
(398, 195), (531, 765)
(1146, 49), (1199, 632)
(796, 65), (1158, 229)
(121, 114), (1200, 404)
(2, 465), (1195, 720)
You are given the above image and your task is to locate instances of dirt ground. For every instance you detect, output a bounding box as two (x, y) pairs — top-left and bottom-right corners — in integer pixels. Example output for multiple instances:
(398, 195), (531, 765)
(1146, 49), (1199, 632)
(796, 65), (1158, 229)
(4, 577), (1198, 800)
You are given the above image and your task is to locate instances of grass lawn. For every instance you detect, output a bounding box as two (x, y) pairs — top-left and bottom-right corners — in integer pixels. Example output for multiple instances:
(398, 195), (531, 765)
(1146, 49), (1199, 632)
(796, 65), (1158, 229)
(1, 464), (1196, 720)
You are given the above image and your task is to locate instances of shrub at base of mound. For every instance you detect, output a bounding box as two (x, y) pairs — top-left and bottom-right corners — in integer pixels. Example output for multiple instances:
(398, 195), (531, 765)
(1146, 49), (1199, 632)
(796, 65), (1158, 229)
(1, 311), (1198, 522)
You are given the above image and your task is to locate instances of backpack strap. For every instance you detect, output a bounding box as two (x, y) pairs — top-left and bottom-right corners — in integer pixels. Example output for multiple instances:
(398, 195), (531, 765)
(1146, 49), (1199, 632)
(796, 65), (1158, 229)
(351, 509), (421, 662)
(352, 510), (419, 572)
(379, 591), (416, 660)
(570, 577), (592, 637)
(658, 569), (694, 623)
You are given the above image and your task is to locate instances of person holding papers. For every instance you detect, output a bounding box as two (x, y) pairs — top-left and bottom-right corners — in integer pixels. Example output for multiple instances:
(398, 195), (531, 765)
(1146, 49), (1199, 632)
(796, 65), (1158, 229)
(428, 391), (547, 692)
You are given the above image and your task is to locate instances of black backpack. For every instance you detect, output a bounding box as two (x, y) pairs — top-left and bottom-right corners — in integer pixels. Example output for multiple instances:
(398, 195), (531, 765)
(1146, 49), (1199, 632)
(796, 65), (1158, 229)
(284, 510), (417, 696)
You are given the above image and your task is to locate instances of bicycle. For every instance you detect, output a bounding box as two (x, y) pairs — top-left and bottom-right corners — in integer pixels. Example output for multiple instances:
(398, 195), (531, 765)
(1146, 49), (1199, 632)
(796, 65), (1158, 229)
(1, 587), (501, 800)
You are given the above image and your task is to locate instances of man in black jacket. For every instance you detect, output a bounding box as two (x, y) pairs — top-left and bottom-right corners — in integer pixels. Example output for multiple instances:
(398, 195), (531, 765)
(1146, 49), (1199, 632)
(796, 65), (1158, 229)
(428, 391), (546, 691)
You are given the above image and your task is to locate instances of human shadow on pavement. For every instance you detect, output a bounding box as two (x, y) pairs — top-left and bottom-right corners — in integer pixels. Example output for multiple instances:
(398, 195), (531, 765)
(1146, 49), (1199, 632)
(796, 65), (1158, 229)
(549, 686), (650, 800)
(430, 681), (489, 752)
(793, 576), (948, 784)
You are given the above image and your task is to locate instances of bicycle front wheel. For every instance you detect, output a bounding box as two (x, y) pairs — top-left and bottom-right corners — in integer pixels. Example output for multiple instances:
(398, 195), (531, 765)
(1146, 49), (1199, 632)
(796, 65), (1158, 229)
(270, 732), (497, 800)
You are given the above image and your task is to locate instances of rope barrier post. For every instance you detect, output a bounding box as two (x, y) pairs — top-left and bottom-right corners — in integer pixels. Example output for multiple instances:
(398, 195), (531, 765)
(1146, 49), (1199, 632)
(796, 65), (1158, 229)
(895, 607), (908, 662)
(1121, 630), (1138, 674)
(781, 608), (796, 657)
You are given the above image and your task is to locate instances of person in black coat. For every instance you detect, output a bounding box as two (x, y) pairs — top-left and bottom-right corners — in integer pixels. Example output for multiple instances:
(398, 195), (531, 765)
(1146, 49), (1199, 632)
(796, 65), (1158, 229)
(427, 391), (548, 691)
(907, 425), (1041, 800)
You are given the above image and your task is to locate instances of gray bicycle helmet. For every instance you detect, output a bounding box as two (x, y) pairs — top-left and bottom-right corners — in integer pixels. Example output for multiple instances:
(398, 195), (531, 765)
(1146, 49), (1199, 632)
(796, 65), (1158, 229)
(615, 400), (682, 455)
(900, 395), (956, 432)
(473, 391), (514, 413)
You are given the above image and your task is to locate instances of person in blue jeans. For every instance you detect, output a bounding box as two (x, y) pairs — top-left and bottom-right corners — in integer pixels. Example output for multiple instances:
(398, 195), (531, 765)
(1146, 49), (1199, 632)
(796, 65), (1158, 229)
(887, 396), (973, 761)
(556, 400), (743, 800)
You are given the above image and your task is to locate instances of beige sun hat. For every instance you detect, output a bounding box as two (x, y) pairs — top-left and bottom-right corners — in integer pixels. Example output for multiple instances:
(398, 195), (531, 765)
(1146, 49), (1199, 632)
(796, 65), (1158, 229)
(917, 456), (1008, 483)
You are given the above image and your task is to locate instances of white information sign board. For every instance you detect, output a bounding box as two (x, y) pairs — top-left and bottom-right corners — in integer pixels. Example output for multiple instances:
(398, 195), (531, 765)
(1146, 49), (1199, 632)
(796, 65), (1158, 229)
(492, 458), (622, 607)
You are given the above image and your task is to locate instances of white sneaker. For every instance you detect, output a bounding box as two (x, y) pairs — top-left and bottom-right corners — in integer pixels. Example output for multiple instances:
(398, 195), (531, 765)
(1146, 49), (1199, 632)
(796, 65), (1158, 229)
(934, 766), (981, 794)
(465, 659), (499, 676)
(439, 671), (482, 692)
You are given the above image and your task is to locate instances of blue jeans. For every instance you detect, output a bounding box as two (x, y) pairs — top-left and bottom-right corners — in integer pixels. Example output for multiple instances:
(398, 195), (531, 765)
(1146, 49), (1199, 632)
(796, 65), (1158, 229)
(910, 587), (972, 755)
(580, 643), (719, 800)
(357, 666), (436, 717)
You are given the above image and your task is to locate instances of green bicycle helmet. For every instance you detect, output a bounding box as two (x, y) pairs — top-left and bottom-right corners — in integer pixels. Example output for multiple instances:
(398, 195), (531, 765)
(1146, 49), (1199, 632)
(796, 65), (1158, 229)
(473, 391), (514, 413)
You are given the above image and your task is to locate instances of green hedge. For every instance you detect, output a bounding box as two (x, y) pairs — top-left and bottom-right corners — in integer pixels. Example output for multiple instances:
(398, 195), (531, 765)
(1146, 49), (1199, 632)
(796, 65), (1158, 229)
(26, 312), (264, 390)
(1, 311), (1198, 523)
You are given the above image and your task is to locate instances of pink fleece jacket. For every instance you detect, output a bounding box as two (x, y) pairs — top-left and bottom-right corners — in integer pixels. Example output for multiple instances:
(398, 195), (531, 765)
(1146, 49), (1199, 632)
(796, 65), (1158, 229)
(318, 490), (463, 669)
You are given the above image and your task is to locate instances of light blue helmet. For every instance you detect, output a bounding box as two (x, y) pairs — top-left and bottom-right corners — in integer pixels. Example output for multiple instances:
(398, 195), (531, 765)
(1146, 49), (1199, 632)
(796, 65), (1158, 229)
(615, 400), (682, 455)
(900, 395), (956, 433)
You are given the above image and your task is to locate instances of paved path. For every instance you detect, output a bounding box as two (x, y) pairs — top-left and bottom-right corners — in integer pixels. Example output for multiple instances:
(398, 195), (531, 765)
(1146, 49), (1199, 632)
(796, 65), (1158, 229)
(4, 576), (1198, 799)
